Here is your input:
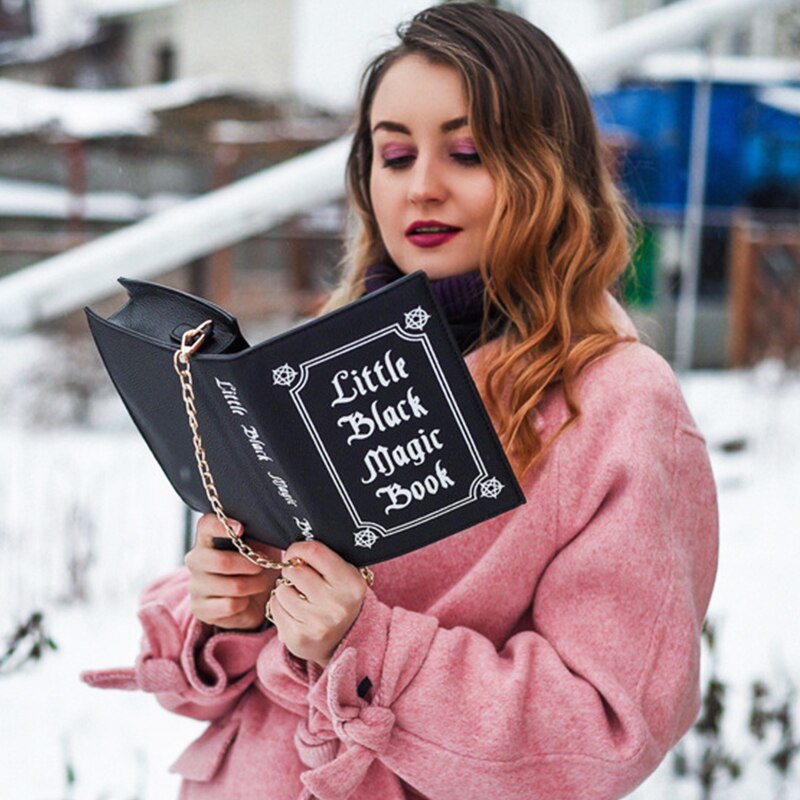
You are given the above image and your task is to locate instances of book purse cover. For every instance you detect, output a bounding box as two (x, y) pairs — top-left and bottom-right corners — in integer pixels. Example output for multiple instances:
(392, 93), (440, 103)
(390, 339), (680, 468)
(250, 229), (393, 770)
(86, 272), (525, 566)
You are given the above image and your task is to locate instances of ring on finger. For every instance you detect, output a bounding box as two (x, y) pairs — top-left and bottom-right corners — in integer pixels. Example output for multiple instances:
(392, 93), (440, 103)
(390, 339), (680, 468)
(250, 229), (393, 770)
(359, 566), (375, 587)
(276, 576), (307, 601)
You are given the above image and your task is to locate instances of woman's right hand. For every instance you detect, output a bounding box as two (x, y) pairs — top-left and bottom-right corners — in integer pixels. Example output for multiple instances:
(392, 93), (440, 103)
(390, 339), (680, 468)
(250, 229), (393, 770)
(184, 513), (281, 631)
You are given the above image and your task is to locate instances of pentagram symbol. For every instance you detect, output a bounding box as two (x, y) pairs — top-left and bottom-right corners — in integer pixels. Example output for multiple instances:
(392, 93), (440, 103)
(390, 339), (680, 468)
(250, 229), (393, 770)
(272, 363), (298, 387)
(404, 306), (431, 331)
(479, 477), (504, 499)
(354, 528), (379, 549)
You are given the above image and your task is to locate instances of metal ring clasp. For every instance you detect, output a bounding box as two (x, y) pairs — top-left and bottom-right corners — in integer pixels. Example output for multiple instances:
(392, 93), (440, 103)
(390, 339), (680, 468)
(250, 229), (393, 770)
(178, 320), (213, 362)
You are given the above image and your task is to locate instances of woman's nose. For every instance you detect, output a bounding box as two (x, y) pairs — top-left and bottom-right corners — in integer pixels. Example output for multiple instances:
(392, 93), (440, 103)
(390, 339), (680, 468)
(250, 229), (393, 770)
(407, 157), (446, 205)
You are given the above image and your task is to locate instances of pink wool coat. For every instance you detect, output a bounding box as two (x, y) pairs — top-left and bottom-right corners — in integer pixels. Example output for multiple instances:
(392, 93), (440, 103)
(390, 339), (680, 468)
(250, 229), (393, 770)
(83, 340), (718, 800)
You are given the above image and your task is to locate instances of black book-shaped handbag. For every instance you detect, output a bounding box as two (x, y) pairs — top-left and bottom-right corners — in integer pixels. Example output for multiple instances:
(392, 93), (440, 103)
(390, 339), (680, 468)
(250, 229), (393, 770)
(86, 272), (525, 570)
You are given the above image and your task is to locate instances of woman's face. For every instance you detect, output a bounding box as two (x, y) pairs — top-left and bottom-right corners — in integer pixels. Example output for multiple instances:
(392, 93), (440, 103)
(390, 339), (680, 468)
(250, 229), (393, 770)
(368, 55), (496, 280)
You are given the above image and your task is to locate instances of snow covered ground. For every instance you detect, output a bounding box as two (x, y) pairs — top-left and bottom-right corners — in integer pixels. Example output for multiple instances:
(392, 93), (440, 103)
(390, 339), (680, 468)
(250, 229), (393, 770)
(1, 330), (799, 799)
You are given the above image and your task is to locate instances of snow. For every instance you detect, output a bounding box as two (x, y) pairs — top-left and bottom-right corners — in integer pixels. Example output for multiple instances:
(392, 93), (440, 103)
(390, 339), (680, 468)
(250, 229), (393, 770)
(0, 137), (352, 333)
(1, 335), (799, 799)
(0, 0), (174, 68)
(759, 86), (800, 117)
(27, 0), (175, 50)
(0, 33), (97, 68)
(0, 332), (201, 798)
(0, 178), (189, 221)
(87, 0), (178, 16)
(0, 601), (201, 799)
(628, 363), (800, 799)
(21, 1), (97, 64)
(0, 76), (231, 139)
(637, 51), (800, 85)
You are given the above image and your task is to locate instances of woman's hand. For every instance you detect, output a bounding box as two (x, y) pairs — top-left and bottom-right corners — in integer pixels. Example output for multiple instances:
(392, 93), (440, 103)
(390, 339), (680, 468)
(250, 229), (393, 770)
(185, 514), (281, 631)
(269, 540), (368, 668)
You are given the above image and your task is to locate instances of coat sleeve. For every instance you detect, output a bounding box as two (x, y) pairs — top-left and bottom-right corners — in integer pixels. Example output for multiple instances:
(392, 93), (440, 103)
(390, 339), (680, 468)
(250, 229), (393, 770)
(294, 347), (719, 800)
(81, 568), (274, 722)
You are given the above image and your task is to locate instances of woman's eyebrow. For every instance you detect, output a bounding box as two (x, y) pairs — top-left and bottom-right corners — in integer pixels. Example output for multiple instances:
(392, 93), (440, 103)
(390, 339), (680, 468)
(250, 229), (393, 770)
(441, 116), (468, 133)
(371, 116), (469, 135)
(372, 120), (410, 134)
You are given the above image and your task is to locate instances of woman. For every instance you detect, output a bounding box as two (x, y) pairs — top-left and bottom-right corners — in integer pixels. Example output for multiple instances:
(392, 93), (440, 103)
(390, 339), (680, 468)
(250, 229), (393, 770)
(84, 4), (718, 799)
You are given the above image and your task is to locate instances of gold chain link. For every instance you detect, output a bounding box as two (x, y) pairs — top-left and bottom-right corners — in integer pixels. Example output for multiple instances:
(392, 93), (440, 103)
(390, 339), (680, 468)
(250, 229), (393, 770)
(172, 321), (374, 587)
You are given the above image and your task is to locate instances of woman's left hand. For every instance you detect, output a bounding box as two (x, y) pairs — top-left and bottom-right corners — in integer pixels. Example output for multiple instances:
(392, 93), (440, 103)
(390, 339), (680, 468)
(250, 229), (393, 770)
(268, 540), (368, 668)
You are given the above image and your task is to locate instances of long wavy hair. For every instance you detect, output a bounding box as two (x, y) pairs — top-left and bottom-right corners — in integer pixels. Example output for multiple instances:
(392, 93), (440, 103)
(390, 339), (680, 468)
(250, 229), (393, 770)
(324, 2), (633, 478)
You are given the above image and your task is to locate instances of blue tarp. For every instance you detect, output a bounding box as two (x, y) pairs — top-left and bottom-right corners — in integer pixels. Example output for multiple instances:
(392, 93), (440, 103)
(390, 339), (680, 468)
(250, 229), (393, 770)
(593, 80), (800, 212)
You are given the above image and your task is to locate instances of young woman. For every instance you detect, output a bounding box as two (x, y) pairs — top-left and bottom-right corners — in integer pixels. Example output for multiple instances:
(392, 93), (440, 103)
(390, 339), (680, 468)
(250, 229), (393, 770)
(84, 5), (718, 799)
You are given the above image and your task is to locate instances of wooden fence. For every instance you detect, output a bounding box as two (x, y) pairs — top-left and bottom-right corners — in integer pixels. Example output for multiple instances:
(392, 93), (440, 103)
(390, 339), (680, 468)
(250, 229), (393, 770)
(728, 216), (800, 368)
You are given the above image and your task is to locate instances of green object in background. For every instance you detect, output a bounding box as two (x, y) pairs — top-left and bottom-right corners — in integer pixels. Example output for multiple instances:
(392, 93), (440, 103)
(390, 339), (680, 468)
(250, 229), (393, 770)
(624, 224), (658, 307)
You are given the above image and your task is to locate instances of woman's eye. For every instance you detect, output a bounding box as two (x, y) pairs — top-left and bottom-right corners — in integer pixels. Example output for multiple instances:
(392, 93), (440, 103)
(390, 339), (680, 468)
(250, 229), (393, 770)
(381, 154), (415, 169)
(379, 145), (415, 169)
(451, 151), (482, 166)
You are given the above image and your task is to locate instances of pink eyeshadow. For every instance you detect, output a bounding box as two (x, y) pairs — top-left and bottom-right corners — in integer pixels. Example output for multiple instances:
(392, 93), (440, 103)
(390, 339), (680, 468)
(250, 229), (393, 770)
(450, 138), (478, 154)
(381, 145), (415, 160)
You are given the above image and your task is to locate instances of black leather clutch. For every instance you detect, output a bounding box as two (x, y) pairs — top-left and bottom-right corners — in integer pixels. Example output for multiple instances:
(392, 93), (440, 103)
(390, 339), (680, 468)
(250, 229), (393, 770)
(86, 272), (524, 566)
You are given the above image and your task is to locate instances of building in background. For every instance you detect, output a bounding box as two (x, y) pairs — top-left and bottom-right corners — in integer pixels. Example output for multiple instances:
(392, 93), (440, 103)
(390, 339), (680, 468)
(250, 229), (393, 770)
(3, 1), (798, 101)
(0, 0), (33, 41)
(0, 0), (798, 364)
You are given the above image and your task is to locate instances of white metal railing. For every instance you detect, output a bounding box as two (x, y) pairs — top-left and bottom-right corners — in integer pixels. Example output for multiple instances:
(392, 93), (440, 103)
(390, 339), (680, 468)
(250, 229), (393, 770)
(0, 137), (350, 331)
(0, 0), (793, 333)
(571, 0), (795, 82)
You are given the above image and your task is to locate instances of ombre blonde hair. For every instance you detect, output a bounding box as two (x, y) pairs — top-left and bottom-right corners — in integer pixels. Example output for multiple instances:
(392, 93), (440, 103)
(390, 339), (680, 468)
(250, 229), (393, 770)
(324, 2), (634, 478)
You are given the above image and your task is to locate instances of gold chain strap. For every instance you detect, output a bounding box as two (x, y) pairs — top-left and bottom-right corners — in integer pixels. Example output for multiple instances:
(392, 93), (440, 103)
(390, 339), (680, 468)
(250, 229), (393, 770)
(172, 320), (374, 587)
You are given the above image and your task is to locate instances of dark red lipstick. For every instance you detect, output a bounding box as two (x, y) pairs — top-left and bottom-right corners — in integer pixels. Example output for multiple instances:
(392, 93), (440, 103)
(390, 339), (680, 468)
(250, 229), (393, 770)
(405, 219), (462, 248)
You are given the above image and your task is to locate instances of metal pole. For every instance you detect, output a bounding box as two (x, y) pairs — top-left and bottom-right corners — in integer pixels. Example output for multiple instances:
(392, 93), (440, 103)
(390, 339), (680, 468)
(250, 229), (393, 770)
(674, 54), (713, 372)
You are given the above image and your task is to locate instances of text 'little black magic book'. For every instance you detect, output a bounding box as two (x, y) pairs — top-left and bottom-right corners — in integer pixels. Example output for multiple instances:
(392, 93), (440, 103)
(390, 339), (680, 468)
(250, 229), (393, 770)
(86, 271), (525, 566)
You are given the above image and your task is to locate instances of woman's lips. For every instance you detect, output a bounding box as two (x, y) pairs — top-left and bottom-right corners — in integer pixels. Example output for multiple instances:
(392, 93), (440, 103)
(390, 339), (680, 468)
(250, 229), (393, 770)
(404, 220), (462, 249)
